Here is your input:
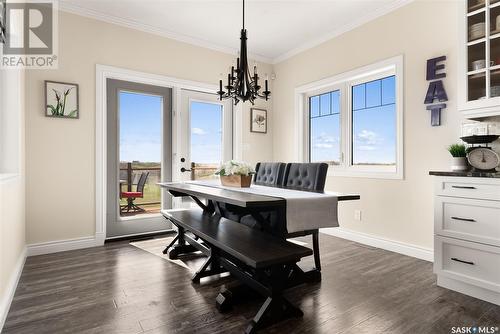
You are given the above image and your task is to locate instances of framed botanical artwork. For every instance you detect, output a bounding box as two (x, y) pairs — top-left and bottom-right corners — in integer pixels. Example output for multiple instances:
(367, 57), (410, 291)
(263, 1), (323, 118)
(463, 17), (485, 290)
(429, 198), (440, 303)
(45, 81), (79, 119)
(250, 108), (267, 133)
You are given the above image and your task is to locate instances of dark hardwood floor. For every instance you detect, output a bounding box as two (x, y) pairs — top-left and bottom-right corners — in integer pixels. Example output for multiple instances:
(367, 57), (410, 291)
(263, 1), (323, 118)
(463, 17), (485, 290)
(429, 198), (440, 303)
(3, 234), (499, 334)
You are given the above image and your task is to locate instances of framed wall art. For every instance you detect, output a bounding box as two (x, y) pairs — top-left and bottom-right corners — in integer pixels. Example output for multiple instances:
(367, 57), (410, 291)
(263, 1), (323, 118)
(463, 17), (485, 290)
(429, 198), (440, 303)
(250, 108), (267, 133)
(45, 81), (79, 119)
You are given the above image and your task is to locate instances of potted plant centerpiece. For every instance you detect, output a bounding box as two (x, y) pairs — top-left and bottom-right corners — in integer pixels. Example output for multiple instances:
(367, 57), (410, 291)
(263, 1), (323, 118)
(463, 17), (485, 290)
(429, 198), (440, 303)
(215, 160), (255, 187)
(447, 143), (468, 171)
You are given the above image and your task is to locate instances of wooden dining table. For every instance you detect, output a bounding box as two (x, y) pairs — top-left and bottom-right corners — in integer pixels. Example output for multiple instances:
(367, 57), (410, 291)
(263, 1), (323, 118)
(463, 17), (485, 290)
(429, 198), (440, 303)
(158, 181), (361, 332)
(160, 182), (359, 230)
(159, 181), (360, 278)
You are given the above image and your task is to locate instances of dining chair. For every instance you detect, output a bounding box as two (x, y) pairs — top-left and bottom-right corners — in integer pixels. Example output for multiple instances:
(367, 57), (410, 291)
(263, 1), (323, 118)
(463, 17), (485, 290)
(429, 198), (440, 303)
(254, 162), (286, 186)
(218, 162), (286, 228)
(282, 162), (329, 275)
(120, 171), (149, 213)
(282, 162), (329, 192)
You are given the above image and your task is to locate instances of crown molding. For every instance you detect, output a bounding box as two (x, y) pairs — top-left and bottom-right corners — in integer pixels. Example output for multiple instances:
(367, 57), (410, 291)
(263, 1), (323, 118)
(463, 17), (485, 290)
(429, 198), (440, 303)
(271, 0), (415, 64)
(59, 0), (414, 66)
(58, 2), (273, 64)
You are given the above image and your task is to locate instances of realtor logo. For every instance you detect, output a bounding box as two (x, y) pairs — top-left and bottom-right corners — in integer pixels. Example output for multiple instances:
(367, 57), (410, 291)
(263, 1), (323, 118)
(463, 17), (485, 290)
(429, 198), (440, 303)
(1, 0), (58, 69)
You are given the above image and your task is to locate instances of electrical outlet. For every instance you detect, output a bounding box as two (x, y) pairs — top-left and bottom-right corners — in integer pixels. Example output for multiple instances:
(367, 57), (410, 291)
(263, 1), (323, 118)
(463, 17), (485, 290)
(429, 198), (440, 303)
(354, 210), (362, 221)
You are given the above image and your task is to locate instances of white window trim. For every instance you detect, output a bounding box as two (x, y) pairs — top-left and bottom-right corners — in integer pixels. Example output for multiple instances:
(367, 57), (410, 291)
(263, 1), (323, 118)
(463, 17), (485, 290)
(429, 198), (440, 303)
(294, 55), (404, 180)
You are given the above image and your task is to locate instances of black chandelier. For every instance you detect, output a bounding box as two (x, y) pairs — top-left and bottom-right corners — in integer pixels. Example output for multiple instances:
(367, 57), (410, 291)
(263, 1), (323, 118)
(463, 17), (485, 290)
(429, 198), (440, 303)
(217, 0), (270, 105)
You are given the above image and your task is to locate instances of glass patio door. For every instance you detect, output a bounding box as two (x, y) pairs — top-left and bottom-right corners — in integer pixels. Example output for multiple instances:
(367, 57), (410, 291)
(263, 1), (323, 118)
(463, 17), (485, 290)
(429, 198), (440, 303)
(106, 79), (173, 238)
(175, 90), (232, 206)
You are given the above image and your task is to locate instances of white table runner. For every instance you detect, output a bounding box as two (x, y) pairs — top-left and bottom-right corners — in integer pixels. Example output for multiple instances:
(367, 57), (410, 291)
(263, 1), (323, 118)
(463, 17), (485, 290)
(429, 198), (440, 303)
(187, 181), (338, 233)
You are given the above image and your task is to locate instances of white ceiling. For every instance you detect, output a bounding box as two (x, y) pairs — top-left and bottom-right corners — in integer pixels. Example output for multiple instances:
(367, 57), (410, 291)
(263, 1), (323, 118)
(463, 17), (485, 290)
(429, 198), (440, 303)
(59, 0), (413, 63)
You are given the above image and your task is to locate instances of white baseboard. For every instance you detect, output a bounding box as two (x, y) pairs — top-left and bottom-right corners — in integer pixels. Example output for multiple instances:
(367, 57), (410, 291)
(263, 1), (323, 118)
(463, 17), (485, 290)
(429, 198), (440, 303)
(27, 233), (104, 257)
(437, 276), (500, 306)
(321, 227), (434, 262)
(0, 247), (27, 332)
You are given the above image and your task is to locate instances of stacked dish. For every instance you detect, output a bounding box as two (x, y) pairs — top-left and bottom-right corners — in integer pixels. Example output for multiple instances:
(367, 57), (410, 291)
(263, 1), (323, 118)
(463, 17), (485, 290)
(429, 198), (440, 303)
(469, 22), (485, 40)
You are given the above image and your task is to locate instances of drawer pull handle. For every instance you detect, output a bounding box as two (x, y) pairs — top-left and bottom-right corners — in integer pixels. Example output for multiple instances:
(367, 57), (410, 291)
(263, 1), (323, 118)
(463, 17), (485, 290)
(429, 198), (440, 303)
(451, 186), (476, 190)
(451, 216), (476, 222)
(451, 257), (474, 265)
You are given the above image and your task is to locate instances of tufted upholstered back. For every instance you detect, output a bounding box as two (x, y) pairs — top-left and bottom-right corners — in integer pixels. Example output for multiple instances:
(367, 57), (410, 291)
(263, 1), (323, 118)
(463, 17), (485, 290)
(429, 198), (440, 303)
(253, 162), (286, 186)
(283, 163), (328, 192)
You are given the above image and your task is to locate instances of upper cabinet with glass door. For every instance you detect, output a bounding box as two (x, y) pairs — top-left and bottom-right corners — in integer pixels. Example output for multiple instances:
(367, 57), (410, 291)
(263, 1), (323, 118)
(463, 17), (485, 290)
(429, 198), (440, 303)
(459, 0), (500, 118)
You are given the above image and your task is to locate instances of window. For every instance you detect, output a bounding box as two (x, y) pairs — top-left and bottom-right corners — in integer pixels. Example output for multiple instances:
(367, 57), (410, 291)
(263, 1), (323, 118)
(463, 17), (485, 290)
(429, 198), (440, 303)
(190, 101), (223, 164)
(352, 76), (396, 166)
(309, 90), (341, 164)
(299, 56), (403, 179)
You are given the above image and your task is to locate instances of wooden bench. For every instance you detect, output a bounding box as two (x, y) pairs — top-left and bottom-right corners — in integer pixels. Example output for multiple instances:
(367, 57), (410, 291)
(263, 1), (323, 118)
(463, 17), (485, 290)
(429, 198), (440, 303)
(162, 209), (312, 333)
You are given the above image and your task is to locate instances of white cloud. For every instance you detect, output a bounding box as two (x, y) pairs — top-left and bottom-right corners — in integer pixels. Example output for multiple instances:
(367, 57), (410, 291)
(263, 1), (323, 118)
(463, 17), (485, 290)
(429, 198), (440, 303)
(192, 127), (207, 135)
(315, 143), (334, 149)
(357, 145), (377, 151)
(355, 130), (383, 151)
(313, 133), (338, 149)
(356, 130), (379, 145)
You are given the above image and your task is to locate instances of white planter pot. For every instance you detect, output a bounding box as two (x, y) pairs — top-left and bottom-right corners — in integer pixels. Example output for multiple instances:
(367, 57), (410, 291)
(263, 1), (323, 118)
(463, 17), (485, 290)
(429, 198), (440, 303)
(451, 157), (468, 171)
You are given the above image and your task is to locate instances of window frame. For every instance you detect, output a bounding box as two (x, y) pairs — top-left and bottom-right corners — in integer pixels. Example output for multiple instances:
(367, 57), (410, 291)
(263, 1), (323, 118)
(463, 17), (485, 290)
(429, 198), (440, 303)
(305, 84), (345, 166)
(296, 55), (404, 180)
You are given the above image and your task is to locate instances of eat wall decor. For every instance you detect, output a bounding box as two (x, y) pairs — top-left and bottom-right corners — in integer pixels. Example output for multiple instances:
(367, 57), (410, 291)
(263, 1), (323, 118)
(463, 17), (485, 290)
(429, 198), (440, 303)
(424, 56), (448, 126)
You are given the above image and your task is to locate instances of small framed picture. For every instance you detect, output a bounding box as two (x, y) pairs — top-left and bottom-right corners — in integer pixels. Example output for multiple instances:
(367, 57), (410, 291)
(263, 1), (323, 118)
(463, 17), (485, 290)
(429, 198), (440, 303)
(45, 81), (79, 119)
(250, 108), (267, 133)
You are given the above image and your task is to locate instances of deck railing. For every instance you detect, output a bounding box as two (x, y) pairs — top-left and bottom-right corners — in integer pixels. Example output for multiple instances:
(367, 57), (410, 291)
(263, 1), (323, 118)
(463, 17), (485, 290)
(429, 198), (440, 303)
(188, 162), (219, 181)
(119, 161), (219, 208)
(119, 162), (161, 207)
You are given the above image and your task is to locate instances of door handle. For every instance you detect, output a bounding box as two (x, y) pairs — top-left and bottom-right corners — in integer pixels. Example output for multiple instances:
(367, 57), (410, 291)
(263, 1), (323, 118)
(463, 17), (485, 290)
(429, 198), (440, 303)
(451, 185), (476, 189)
(451, 257), (474, 265)
(180, 167), (192, 173)
(451, 216), (476, 222)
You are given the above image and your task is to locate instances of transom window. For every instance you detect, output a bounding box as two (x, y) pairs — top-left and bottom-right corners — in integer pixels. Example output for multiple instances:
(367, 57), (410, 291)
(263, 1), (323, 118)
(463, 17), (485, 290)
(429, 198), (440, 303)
(300, 56), (403, 179)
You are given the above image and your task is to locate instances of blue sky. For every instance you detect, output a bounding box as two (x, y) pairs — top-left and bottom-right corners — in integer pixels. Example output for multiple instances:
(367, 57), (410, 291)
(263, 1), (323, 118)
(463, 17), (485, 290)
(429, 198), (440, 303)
(120, 92), (162, 163)
(190, 101), (223, 164)
(120, 93), (222, 164)
(310, 76), (396, 165)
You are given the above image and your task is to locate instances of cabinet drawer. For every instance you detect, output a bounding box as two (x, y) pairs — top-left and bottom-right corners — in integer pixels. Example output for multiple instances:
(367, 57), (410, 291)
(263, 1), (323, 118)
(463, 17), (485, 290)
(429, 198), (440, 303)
(434, 236), (500, 292)
(435, 177), (500, 201)
(435, 197), (500, 247)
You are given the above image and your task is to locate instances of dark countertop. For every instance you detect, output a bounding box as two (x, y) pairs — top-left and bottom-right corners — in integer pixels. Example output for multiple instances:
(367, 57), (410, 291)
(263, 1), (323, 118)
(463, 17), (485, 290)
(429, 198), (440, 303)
(429, 170), (500, 178)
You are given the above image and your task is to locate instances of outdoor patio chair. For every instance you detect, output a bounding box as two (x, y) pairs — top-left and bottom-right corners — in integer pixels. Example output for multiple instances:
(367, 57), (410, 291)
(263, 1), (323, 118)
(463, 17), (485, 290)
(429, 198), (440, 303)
(120, 171), (149, 214)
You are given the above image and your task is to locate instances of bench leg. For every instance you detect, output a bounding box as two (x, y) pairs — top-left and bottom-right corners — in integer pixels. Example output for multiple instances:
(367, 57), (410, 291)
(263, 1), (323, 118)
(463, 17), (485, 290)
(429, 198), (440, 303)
(216, 282), (260, 313)
(312, 230), (321, 271)
(162, 234), (179, 254)
(245, 296), (303, 334)
(192, 255), (212, 284)
(191, 252), (226, 284)
(167, 244), (198, 260)
(165, 226), (198, 260)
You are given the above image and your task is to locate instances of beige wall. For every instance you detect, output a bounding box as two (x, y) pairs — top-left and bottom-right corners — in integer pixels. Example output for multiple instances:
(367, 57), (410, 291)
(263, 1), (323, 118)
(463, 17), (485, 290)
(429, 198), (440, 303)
(0, 69), (26, 322)
(25, 11), (273, 244)
(272, 0), (462, 250)
(26, 1), (486, 252)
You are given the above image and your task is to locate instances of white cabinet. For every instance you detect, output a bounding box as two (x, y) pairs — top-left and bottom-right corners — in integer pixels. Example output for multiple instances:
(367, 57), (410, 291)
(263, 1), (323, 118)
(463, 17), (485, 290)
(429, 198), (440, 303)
(433, 176), (500, 305)
(459, 0), (500, 118)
